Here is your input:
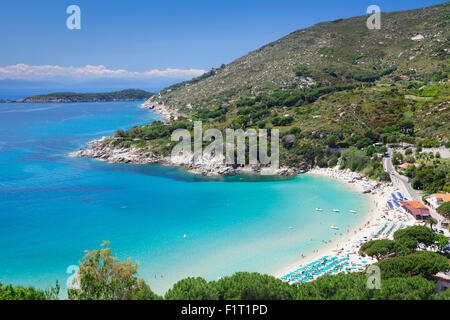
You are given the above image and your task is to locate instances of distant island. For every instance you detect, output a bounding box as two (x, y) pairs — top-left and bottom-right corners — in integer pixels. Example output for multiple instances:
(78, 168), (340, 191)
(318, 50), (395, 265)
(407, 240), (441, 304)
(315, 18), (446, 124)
(0, 89), (154, 103)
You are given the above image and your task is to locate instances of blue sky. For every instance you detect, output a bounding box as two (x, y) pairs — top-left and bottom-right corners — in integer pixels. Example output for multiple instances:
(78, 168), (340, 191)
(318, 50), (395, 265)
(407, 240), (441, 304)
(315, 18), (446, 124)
(0, 0), (445, 84)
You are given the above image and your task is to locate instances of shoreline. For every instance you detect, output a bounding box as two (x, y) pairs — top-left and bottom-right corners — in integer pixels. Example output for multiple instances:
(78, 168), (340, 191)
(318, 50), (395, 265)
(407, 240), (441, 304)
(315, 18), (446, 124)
(272, 167), (417, 280)
(272, 167), (378, 278)
(69, 137), (302, 177)
(70, 99), (304, 176)
(69, 100), (416, 282)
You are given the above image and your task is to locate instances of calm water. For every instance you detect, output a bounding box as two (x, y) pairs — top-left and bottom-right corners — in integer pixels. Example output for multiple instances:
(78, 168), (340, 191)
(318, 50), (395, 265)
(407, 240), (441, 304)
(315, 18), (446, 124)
(0, 100), (370, 295)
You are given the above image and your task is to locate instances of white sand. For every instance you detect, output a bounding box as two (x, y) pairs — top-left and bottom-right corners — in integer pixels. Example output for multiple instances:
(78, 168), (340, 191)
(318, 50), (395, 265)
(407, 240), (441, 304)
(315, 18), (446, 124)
(272, 167), (417, 280)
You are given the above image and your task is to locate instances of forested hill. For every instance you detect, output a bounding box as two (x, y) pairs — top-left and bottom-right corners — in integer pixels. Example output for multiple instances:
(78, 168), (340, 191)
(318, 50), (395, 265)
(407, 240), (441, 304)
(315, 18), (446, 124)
(99, 3), (448, 189)
(1, 89), (154, 103)
(148, 2), (448, 114)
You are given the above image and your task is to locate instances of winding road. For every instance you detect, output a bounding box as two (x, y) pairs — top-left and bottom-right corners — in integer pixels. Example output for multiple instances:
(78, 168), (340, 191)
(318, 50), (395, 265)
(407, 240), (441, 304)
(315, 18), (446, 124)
(383, 148), (446, 227)
(383, 148), (421, 202)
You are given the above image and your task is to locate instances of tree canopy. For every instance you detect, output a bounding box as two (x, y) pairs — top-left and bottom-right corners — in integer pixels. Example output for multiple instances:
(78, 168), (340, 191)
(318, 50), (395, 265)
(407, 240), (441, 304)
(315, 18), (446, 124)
(165, 277), (218, 300)
(213, 272), (295, 300)
(437, 201), (450, 218)
(375, 251), (449, 280)
(393, 225), (436, 252)
(359, 239), (397, 261)
(68, 241), (160, 300)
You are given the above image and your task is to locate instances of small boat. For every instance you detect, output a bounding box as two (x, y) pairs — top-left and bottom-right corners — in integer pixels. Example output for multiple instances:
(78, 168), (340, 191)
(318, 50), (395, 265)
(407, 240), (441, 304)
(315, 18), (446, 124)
(333, 209), (340, 212)
(315, 208), (323, 212)
(331, 225), (339, 230)
(349, 210), (357, 214)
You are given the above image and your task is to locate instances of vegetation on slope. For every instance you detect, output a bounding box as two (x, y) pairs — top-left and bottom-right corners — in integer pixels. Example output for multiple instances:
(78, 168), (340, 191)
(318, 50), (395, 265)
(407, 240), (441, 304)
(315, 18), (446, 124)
(18, 89), (154, 103)
(100, 3), (449, 185)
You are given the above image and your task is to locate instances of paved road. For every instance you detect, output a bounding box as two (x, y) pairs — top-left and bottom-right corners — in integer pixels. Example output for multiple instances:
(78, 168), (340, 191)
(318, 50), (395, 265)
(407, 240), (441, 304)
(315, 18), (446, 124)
(383, 148), (446, 226)
(383, 148), (421, 202)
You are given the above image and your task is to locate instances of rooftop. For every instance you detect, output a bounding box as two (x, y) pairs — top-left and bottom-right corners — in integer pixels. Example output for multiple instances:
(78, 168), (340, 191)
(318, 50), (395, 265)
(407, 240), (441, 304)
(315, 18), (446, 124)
(431, 193), (450, 203)
(400, 201), (431, 217)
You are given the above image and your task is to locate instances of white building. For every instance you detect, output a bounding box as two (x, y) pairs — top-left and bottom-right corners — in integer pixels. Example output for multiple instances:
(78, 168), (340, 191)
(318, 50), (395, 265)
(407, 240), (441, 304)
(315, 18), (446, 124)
(434, 272), (450, 293)
(426, 193), (450, 209)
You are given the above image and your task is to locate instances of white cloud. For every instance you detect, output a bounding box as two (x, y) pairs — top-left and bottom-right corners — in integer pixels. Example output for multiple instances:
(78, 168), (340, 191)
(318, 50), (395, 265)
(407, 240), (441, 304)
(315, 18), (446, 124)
(0, 64), (206, 80)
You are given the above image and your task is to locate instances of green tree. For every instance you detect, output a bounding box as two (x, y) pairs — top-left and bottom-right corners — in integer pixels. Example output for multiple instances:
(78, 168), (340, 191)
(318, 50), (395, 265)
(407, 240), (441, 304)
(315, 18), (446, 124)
(359, 239), (397, 261)
(393, 226), (436, 252)
(294, 273), (371, 300)
(437, 202), (450, 218)
(432, 289), (450, 300)
(165, 277), (218, 300)
(214, 272), (295, 300)
(0, 282), (60, 300)
(373, 276), (435, 300)
(375, 251), (449, 280)
(426, 217), (438, 231)
(435, 234), (449, 249)
(326, 135), (338, 148)
(68, 241), (160, 300)
(392, 152), (404, 165)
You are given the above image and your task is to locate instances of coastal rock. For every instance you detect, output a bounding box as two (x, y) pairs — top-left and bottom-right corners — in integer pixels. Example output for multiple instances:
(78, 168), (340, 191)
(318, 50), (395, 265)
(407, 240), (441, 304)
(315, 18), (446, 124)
(70, 136), (302, 177)
(284, 134), (296, 144)
(411, 34), (424, 41)
(70, 137), (163, 165)
(141, 100), (178, 122)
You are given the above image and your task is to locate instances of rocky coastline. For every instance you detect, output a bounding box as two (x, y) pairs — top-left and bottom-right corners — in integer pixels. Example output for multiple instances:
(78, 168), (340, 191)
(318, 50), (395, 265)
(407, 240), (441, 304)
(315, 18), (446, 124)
(140, 99), (180, 122)
(70, 98), (303, 176)
(69, 136), (303, 177)
(71, 99), (318, 178)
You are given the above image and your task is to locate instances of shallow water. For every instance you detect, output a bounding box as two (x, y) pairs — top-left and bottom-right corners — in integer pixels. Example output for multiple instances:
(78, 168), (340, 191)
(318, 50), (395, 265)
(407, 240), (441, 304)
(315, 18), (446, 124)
(0, 101), (370, 295)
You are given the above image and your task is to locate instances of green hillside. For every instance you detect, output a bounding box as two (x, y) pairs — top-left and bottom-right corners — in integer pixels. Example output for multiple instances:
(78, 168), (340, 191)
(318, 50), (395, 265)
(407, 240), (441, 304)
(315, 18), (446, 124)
(151, 2), (449, 112)
(17, 89), (154, 103)
(107, 3), (449, 184)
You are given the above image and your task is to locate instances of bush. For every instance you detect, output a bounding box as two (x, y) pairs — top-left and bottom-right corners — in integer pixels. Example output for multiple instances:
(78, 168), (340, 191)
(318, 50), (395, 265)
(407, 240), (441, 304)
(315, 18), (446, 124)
(294, 65), (311, 77)
(271, 116), (294, 127)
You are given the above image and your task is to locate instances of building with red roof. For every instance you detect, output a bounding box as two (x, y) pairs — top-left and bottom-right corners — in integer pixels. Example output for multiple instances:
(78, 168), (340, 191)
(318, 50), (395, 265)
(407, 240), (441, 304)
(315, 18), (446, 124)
(400, 201), (431, 220)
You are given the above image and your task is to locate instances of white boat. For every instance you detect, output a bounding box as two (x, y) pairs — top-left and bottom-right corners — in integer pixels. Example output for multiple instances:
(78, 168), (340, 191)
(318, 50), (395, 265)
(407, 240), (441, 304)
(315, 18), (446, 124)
(349, 210), (357, 214)
(315, 208), (323, 211)
(333, 209), (340, 212)
(331, 225), (339, 230)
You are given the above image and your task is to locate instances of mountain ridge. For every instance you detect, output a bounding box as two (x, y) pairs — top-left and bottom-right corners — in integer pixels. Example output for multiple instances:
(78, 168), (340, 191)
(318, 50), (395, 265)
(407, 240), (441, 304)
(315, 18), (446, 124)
(74, 3), (449, 189)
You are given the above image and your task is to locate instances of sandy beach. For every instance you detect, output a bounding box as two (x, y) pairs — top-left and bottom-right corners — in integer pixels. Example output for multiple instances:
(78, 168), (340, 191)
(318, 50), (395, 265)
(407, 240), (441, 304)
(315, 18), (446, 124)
(273, 167), (417, 281)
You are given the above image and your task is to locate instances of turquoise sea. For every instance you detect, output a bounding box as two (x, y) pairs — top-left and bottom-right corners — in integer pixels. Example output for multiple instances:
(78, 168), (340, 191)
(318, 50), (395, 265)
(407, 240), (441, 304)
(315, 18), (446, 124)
(0, 100), (370, 295)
